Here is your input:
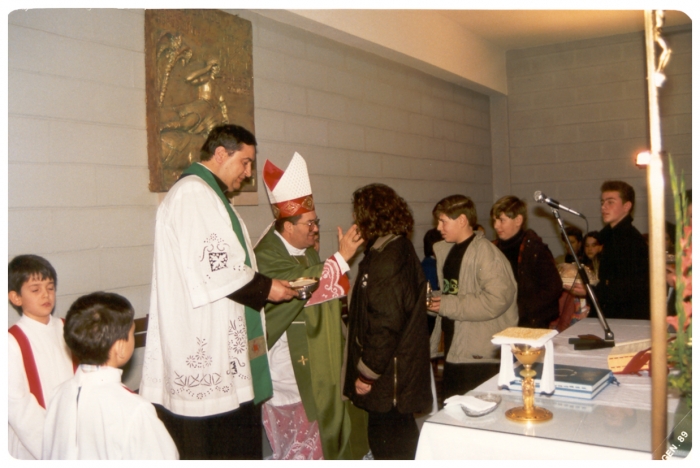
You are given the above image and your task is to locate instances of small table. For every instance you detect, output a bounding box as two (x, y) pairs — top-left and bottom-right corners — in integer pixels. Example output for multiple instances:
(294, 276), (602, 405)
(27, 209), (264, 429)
(415, 319), (684, 459)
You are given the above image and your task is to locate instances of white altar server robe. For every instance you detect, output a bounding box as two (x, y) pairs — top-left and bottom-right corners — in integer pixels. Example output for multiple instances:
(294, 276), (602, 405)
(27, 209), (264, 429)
(8, 315), (73, 459)
(42, 366), (178, 460)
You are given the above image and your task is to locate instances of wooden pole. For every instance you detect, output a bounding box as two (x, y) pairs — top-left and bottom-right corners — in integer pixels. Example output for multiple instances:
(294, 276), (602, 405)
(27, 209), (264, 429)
(643, 10), (668, 460)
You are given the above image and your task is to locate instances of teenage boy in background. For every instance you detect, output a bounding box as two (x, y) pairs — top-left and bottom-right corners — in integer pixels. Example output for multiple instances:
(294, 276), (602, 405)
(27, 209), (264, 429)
(428, 195), (518, 398)
(566, 180), (649, 320)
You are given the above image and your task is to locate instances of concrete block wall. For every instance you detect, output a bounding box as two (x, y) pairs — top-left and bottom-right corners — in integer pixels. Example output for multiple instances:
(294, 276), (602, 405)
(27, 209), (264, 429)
(7, 8), (493, 331)
(233, 11), (493, 264)
(8, 9), (156, 328)
(505, 26), (692, 257)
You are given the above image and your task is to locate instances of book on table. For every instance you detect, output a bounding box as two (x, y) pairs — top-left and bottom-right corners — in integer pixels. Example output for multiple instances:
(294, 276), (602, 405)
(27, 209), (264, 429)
(509, 363), (614, 399)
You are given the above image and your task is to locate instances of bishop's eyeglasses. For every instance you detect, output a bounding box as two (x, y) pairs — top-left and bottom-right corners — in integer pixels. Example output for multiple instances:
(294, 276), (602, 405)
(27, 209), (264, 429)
(295, 218), (320, 228)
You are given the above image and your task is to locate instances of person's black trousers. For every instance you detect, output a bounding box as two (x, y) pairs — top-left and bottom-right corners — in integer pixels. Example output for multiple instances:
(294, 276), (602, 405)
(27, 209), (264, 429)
(367, 406), (420, 460)
(155, 401), (262, 460)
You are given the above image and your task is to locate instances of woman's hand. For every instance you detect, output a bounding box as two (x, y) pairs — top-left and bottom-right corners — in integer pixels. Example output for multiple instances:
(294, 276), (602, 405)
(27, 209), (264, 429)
(355, 378), (372, 395)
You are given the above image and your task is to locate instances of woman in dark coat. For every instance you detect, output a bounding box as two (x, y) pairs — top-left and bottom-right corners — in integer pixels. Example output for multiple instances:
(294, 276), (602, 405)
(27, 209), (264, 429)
(343, 183), (432, 460)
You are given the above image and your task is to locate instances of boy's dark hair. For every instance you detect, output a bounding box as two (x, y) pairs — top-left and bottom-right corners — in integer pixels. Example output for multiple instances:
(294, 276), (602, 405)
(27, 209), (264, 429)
(584, 230), (602, 245)
(432, 195), (477, 228)
(200, 124), (257, 162)
(563, 226), (583, 243)
(490, 195), (528, 226)
(601, 180), (636, 210)
(8, 255), (57, 313)
(64, 292), (135, 366)
(423, 228), (443, 257)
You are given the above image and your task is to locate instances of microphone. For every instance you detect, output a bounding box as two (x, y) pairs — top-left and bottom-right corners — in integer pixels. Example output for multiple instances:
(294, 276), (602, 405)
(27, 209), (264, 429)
(534, 191), (586, 218)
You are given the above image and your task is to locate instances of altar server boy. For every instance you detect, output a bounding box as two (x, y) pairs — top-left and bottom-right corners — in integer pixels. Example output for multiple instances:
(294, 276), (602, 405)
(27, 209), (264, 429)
(8, 255), (74, 460)
(42, 292), (178, 460)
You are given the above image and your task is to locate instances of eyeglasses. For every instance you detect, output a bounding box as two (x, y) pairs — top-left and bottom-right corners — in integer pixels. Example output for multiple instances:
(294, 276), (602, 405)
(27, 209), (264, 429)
(295, 218), (320, 228)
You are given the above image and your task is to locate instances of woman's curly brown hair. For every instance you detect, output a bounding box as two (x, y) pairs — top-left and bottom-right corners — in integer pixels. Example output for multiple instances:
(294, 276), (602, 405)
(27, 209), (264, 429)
(352, 183), (414, 242)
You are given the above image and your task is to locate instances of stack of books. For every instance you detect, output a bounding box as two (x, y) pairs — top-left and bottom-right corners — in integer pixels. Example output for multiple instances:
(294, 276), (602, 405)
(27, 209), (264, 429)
(509, 363), (614, 400)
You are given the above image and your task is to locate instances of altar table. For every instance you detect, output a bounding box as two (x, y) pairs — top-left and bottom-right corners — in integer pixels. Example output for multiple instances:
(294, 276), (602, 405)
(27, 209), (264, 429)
(415, 319), (687, 459)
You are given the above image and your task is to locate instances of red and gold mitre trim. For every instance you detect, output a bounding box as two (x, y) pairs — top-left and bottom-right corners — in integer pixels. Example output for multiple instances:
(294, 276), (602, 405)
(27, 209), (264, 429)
(272, 194), (315, 219)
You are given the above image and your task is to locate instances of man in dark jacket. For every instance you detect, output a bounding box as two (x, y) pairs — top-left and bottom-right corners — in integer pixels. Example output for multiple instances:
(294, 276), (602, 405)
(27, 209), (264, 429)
(594, 181), (650, 319)
(491, 196), (563, 328)
(565, 181), (650, 320)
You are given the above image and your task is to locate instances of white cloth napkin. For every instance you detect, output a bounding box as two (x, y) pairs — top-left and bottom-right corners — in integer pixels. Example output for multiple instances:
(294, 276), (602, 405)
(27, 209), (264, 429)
(444, 394), (497, 412)
(492, 328), (558, 394)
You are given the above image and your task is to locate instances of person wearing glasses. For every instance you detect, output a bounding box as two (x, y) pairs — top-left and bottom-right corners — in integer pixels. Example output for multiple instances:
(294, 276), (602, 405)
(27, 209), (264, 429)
(254, 153), (369, 460)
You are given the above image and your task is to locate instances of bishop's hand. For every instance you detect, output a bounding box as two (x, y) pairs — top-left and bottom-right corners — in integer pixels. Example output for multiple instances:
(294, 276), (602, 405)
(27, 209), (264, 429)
(338, 224), (364, 261)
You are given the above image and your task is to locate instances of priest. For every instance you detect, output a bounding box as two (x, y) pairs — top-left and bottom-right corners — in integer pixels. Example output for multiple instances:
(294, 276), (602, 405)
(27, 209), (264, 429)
(254, 153), (369, 460)
(141, 124), (297, 460)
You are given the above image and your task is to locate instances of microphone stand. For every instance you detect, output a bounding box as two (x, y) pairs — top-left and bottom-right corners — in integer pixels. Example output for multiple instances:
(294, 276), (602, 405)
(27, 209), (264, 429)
(551, 208), (615, 349)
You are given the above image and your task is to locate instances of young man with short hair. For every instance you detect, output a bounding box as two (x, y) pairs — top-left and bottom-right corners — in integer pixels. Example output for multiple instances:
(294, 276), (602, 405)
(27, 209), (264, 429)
(596, 180), (650, 319)
(491, 195), (563, 328)
(427, 195), (518, 398)
(566, 180), (650, 319)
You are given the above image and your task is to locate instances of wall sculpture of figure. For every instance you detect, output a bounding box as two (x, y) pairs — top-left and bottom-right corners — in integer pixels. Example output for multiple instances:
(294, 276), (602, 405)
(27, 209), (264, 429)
(145, 9), (256, 194)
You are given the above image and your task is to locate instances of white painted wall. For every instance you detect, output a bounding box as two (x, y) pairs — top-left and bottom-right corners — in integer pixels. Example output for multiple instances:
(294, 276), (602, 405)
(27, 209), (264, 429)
(253, 9), (508, 95)
(5, 8), (693, 392)
(7, 9), (493, 331)
(504, 28), (692, 258)
(8, 9), (155, 323)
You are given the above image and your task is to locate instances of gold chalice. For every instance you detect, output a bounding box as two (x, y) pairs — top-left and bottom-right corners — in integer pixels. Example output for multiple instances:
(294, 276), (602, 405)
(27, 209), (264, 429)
(506, 344), (553, 422)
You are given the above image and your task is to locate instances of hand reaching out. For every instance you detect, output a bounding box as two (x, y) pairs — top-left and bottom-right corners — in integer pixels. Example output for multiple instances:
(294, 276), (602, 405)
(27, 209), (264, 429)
(338, 224), (364, 261)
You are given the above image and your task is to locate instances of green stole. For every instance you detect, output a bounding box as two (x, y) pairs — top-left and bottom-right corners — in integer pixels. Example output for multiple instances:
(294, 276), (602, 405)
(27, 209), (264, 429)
(181, 163), (272, 404)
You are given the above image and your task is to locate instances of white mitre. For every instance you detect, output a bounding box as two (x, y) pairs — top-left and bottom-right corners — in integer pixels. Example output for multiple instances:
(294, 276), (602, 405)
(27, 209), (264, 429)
(262, 152), (314, 219)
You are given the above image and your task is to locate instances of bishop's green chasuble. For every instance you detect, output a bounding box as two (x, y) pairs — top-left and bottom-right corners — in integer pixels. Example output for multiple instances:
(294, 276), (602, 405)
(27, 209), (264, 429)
(255, 227), (369, 460)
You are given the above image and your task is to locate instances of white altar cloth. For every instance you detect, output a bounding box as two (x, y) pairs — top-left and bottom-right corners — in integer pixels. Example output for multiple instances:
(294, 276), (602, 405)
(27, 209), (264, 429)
(415, 319), (685, 460)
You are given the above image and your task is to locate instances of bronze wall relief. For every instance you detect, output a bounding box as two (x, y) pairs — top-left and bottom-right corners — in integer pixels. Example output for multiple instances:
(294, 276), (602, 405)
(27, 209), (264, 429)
(145, 9), (256, 194)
